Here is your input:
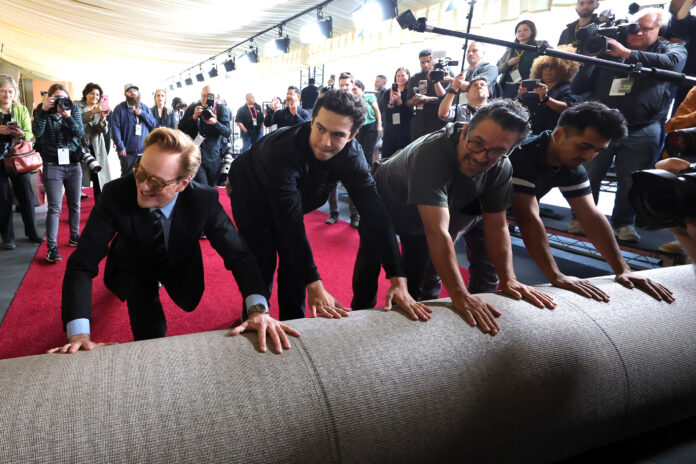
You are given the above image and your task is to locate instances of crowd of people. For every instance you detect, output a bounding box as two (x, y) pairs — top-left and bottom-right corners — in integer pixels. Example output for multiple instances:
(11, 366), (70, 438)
(0, 0), (694, 355)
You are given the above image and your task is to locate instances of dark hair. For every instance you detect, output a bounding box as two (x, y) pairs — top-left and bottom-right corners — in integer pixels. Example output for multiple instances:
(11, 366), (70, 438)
(308, 78), (316, 84)
(47, 83), (69, 98)
(514, 20), (537, 43)
(376, 74), (387, 81)
(354, 80), (365, 91)
(312, 89), (366, 133)
(287, 86), (300, 95)
(556, 101), (628, 141)
(419, 49), (432, 59)
(394, 67), (411, 82)
(468, 99), (531, 144)
(81, 83), (103, 101)
(338, 72), (354, 83)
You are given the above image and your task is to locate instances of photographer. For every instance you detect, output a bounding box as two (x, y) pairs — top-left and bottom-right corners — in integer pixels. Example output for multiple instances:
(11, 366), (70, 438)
(178, 85), (231, 187)
(558, 0), (601, 46)
(571, 8), (687, 242)
(75, 83), (111, 204)
(517, 48), (580, 134)
(171, 97), (187, 129)
(405, 49), (447, 141)
(32, 83), (85, 263)
(438, 76), (489, 123)
(0, 74), (42, 250)
(380, 67), (413, 159)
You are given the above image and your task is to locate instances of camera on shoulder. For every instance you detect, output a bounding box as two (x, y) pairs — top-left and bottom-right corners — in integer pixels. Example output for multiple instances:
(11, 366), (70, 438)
(576, 15), (639, 56)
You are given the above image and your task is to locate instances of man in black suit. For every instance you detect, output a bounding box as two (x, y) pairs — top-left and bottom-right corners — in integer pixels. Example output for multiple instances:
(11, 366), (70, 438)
(51, 128), (299, 355)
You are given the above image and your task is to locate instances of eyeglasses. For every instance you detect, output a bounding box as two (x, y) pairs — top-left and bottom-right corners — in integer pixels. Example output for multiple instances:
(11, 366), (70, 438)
(133, 161), (185, 193)
(466, 131), (511, 162)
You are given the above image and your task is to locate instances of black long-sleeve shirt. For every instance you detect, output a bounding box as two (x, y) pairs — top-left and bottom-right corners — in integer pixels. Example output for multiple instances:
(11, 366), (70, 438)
(263, 106), (311, 128)
(570, 39), (687, 128)
(228, 122), (406, 285)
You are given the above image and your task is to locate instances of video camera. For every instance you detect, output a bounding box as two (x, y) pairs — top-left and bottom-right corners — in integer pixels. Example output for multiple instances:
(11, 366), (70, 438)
(430, 57), (458, 82)
(201, 93), (216, 121)
(630, 168), (696, 230)
(50, 96), (74, 113)
(576, 18), (639, 57)
(664, 128), (696, 158)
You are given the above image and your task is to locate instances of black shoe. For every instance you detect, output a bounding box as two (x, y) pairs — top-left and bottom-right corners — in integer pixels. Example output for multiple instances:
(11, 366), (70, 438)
(2, 242), (16, 250)
(69, 235), (80, 247)
(28, 235), (45, 243)
(325, 212), (339, 225)
(350, 214), (360, 229)
(46, 247), (62, 263)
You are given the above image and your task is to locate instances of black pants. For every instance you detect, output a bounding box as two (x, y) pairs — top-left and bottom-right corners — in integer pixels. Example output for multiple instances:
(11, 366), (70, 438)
(352, 232), (430, 310)
(119, 152), (140, 177)
(356, 122), (378, 167)
(230, 192), (306, 321)
(125, 275), (167, 340)
(0, 167), (39, 244)
(194, 159), (222, 187)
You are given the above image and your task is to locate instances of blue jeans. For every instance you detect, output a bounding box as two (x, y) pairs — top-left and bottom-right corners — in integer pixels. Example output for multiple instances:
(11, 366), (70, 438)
(241, 131), (262, 152)
(44, 163), (82, 248)
(584, 122), (660, 229)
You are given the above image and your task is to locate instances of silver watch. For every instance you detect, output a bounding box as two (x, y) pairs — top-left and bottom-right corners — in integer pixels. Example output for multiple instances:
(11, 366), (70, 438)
(247, 303), (269, 316)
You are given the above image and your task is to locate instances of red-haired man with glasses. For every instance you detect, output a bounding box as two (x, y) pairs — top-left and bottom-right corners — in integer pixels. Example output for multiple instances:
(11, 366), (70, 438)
(52, 128), (299, 355)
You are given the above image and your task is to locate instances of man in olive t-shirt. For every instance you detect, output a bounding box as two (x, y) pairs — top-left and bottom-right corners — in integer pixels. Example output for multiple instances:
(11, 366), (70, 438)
(352, 100), (556, 336)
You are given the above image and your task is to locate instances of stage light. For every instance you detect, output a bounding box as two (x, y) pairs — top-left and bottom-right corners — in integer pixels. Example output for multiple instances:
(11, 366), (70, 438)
(176, 81), (182, 88)
(169, 84), (174, 91)
(195, 72), (205, 82)
(300, 17), (333, 44)
(265, 36), (290, 57)
(185, 77), (193, 86)
(239, 48), (259, 65)
(223, 57), (236, 72)
(353, 0), (398, 30)
(208, 65), (218, 78)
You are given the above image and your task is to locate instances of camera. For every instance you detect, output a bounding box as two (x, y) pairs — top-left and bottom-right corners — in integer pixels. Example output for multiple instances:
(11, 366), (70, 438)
(429, 57), (458, 82)
(576, 19), (639, 56)
(664, 127), (696, 158)
(50, 96), (73, 113)
(201, 93), (216, 122)
(629, 168), (696, 230)
(220, 152), (234, 176)
(78, 142), (101, 173)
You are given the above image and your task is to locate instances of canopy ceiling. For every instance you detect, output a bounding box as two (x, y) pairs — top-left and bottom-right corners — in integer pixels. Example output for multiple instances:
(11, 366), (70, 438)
(0, 0), (451, 83)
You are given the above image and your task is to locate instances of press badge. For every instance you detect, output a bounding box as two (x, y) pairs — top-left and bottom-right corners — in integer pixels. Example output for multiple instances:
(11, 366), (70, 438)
(392, 113), (400, 125)
(57, 148), (69, 165)
(193, 134), (205, 146)
(609, 78), (634, 96)
(135, 123), (142, 136)
(252, 118), (257, 126)
(459, 93), (469, 106)
(509, 69), (522, 83)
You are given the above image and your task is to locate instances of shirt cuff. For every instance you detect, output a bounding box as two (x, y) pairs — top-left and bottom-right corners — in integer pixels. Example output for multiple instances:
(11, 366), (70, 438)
(244, 294), (269, 317)
(66, 318), (90, 339)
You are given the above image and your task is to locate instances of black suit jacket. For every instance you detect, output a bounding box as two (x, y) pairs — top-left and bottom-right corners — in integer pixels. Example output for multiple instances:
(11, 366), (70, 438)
(62, 173), (266, 327)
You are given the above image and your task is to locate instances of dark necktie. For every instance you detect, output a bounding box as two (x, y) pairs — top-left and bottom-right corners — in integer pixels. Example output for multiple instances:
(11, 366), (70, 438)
(150, 209), (167, 265)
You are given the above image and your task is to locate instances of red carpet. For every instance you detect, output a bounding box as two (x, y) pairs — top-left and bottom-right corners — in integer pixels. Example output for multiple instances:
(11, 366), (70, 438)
(0, 189), (466, 360)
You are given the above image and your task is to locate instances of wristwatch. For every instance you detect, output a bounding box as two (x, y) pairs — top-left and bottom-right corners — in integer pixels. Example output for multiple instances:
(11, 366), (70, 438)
(447, 87), (458, 95)
(247, 303), (269, 316)
(541, 95), (550, 103)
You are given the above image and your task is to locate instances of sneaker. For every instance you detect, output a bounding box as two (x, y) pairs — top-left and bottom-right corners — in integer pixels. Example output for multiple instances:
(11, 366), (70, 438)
(28, 235), (45, 243)
(567, 219), (584, 235)
(659, 240), (684, 254)
(69, 235), (80, 247)
(325, 212), (339, 225)
(46, 247), (62, 263)
(614, 225), (641, 242)
(350, 214), (360, 229)
(2, 242), (16, 250)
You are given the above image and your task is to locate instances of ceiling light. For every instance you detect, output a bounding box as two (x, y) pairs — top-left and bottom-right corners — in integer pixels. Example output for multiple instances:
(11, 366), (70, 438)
(176, 81), (182, 88)
(239, 48), (259, 65)
(208, 65), (218, 78)
(300, 17), (333, 44)
(195, 70), (205, 82)
(223, 57), (236, 72)
(185, 77), (193, 86)
(353, 0), (398, 30)
(265, 36), (290, 57)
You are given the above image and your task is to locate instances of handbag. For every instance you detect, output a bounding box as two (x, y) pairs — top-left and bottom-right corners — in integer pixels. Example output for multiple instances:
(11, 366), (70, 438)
(3, 140), (43, 175)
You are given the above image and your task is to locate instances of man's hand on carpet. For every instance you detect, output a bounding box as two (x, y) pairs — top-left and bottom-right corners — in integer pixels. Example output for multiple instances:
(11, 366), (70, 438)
(615, 273), (675, 303)
(229, 313), (300, 354)
(550, 274), (610, 302)
(307, 280), (351, 318)
(501, 279), (557, 310)
(451, 293), (501, 336)
(47, 334), (116, 354)
(385, 277), (432, 321)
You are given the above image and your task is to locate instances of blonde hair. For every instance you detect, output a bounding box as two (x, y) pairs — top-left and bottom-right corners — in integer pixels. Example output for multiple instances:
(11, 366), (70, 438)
(154, 88), (168, 105)
(144, 128), (201, 178)
(0, 74), (20, 105)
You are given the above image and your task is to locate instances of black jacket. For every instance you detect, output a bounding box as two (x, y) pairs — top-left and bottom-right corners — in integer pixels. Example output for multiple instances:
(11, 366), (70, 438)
(62, 173), (266, 326)
(228, 122), (406, 285)
(558, 15), (601, 46)
(150, 106), (176, 129)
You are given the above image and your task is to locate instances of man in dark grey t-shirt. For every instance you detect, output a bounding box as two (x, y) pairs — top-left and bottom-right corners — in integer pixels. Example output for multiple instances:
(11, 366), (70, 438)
(352, 100), (556, 336)
(509, 102), (674, 303)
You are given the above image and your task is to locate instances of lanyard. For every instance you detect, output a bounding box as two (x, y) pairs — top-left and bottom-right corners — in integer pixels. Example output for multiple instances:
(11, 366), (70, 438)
(247, 105), (257, 119)
(513, 50), (525, 71)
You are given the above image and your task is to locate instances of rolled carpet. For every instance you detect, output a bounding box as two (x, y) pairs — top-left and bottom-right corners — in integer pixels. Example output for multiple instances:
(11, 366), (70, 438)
(0, 265), (694, 463)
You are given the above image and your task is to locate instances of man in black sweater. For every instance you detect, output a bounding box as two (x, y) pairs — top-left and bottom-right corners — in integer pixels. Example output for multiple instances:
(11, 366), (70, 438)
(227, 90), (430, 322)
